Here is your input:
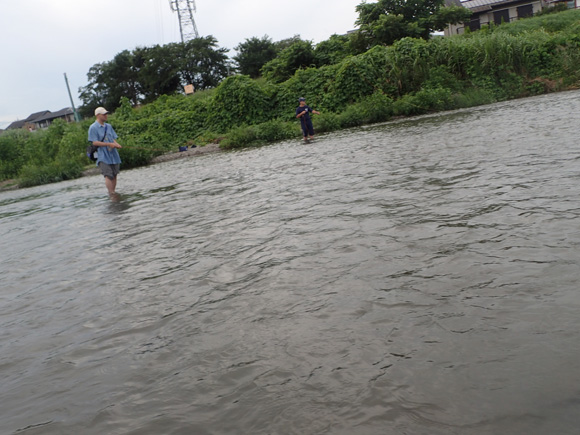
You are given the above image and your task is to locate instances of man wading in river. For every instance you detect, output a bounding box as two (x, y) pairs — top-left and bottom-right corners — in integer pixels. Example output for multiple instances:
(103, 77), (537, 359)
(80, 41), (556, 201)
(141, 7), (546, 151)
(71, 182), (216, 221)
(296, 97), (320, 142)
(88, 107), (122, 197)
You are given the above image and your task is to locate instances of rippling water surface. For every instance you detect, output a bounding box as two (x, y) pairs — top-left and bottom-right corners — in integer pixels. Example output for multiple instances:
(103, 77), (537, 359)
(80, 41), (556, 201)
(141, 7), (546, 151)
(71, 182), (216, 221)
(2, 91), (580, 434)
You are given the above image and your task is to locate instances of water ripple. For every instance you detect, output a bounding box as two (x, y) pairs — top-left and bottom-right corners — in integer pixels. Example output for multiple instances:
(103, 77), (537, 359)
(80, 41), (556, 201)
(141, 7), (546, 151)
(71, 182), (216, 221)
(2, 91), (580, 434)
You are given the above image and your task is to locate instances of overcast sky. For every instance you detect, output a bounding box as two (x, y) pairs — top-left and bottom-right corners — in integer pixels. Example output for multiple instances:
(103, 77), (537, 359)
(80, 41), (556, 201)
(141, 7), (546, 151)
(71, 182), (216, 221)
(0, 0), (362, 129)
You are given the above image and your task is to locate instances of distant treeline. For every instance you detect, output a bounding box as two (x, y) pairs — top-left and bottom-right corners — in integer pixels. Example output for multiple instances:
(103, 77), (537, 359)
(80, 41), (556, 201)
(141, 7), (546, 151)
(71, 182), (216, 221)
(2, 8), (580, 188)
(78, 0), (472, 116)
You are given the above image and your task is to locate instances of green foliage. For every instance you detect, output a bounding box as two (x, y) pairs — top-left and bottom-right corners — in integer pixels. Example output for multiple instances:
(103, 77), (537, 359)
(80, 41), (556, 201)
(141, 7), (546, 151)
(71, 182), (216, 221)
(18, 159), (84, 188)
(354, 0), (472, 47)
(179, 37), (231, 90)
(78, 36), (230, 115)
(207, 75), (272, 132)
(115, 97), (135, 121)
(220, 119), (298, 149)
(431, 6), (474, 31)
(424, 65), (464, 92)
(220, 125), (258, 148)
(271, 66), (339, 119)
(391, 88), (454, 117)
(314, 112), (342, 133)
(336, 92), (394, 127)
(451, 88), (496, 108)
(315, 34), (354, 66)
(234, 35), (278, 78)
(5, 9), (580, 189)
(254, 119), (298, 142)
(326, 57), (378, 110)
(535, 3), (569, 18)
(117, 136), (158, 168)
(261, 39), (317, 83)
(0, 130), (27, 180)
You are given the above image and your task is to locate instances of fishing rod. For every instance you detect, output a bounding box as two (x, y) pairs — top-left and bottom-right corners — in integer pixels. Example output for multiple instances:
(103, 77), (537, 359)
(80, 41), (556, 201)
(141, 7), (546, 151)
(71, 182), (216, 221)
(116, 144), (198, 152)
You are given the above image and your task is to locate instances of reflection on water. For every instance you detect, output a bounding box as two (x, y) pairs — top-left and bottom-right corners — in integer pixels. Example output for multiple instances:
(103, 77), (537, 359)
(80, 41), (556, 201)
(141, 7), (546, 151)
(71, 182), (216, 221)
(2, 91), (580, 434)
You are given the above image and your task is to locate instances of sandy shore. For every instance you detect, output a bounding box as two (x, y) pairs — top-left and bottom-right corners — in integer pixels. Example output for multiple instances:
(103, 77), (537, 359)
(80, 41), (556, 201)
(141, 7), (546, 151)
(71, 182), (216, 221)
(0, 143), (223, 192)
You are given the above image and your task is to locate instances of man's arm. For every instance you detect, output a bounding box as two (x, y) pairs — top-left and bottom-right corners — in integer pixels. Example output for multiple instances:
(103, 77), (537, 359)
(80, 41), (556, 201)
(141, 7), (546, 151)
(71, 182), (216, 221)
(92, 140), (121, 148)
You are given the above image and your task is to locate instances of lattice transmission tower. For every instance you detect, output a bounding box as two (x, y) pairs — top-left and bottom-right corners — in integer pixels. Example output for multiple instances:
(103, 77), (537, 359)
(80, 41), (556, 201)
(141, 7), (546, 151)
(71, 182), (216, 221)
(169, 0), (199, 42)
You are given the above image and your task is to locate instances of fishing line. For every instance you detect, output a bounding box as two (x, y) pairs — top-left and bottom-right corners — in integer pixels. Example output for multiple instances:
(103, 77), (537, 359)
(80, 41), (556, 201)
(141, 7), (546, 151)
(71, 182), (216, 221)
(119, 145), (196, 152)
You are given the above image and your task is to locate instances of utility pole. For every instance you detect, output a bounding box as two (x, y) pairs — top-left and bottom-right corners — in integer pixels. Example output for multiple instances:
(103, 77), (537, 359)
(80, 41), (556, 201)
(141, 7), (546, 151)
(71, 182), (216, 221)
(63, 73), (81, 122)
(169, 0), (199, 42)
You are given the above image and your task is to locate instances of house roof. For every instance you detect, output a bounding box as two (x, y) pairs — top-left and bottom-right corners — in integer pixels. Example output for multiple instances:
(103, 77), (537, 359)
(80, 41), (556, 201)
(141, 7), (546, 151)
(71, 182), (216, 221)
(461, 0), (539, 11)
(33, 107), (74, 123)
(7, 110), (51, 129)
(6, 120), (27, 130)
(6, 108), (74, 129)
(24, 110), (51, 123)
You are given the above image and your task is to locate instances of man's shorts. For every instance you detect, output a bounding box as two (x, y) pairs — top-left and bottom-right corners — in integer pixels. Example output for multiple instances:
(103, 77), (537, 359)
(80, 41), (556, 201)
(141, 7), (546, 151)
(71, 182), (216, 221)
(98, 162), (120, 180)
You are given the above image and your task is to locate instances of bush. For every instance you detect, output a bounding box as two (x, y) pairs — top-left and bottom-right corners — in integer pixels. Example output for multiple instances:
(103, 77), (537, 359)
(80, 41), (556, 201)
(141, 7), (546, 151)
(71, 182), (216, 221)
(359, 92), (394, 123)
(314, 112), (342, 133)
(261, 40), (317, 83)
(273, 66), (337, 119)
(254, 120), (298, 142)
(221, 119), (300, 149)
(0, 130), (28, 180)
(413, 87), (454, 111)
(207, 75), (272, 132)
(18, 159), (84, 188)
(337, 105), (367, 128)
(118, 135), (163, 168)
(325, 57), (377, 110)
(451, 88), (496, 108)
(220, 125), (258, 149)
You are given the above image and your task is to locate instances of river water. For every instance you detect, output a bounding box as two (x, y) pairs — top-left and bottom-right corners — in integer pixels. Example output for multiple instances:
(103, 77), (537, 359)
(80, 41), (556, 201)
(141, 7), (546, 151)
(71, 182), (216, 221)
(2, 90), (580, 435)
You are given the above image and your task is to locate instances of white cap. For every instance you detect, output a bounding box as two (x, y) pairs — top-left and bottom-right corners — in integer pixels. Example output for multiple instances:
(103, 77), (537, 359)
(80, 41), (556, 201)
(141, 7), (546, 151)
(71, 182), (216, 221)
(94, 107), (109, 116)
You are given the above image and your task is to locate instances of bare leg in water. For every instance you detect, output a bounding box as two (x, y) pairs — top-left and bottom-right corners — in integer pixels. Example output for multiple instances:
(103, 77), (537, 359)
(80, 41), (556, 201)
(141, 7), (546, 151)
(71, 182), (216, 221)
(105, 176), (119, 200)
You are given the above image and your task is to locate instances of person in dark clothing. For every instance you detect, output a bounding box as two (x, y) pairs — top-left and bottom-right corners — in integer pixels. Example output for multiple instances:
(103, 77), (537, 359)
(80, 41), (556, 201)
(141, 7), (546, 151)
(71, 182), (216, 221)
(295, 97), (320, 142)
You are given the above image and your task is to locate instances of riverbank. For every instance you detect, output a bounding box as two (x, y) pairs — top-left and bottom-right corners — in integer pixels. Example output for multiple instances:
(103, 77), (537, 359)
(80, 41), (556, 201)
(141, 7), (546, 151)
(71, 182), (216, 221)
(0, 143), (223, 192)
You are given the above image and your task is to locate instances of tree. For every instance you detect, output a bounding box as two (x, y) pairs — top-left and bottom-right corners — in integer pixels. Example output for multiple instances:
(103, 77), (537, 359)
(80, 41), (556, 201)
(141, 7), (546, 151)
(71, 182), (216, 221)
(78, 36), (230, 115)
(314, 34), (354, 66)
(78, 50), (142, 117)
(354, 0), (472, 47)
(234, 35), (278, 78)
(274, 35), (303, 52)
(261, 39), (317, 83)
(135, 44), (181, 103)
(177, 36), (231, 90)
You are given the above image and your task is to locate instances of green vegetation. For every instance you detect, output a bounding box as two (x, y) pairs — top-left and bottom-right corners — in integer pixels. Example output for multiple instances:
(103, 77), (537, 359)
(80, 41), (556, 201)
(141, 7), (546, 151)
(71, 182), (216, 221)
(3, 9), (580, 188)
(233, 36), (281, 78)
(78, 36), (230, 117)
(353, 0), (472, 47)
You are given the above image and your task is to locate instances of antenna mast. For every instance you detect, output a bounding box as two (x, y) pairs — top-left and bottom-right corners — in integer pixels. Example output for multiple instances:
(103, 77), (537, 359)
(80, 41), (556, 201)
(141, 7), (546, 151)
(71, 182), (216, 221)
(169, 0), (199, 42)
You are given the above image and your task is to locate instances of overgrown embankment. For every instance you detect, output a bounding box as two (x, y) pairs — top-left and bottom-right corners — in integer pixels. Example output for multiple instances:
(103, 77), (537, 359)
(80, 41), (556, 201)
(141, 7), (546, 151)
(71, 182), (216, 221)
(3, 9), (580, 189)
